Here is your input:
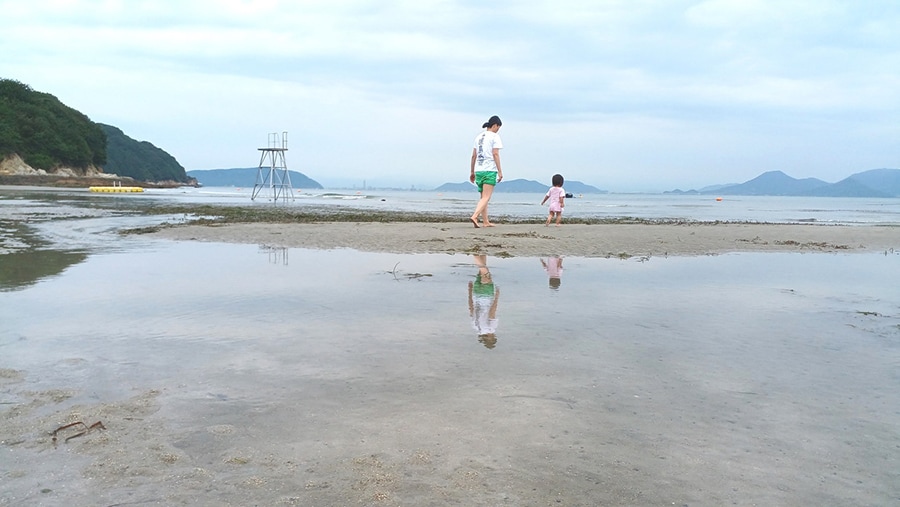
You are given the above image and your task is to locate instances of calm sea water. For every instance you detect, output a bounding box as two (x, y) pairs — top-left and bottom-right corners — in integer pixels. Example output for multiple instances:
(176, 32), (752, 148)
(168, 187), (900, 224)
(3, 185), (899, 225)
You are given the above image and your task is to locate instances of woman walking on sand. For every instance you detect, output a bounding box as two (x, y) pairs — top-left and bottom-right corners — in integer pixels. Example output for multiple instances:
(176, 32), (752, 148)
(469, 115), (503, 227)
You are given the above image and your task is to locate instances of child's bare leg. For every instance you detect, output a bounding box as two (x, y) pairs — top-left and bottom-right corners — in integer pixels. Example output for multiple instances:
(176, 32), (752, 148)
(555, 212), (562, 226)
(545, 212), (552, 226)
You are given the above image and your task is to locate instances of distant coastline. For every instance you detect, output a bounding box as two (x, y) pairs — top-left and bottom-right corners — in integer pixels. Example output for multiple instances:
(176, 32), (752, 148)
(664, 168), (899, 198)
(187, 167), (899, 197)
(0, 173), (189, 188)
(3, 165), (897, 197)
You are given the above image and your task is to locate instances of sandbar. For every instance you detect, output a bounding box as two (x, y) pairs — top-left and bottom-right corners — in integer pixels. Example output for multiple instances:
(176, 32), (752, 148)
(150, 221), (899, 257)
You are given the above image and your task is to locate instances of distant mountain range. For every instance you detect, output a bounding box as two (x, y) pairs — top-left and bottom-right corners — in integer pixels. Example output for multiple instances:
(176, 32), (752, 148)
(666, 168), (900, 198)
(435, 178), (606, 194)
(189, 167), (899, 197)
(188, 168), (323, 189)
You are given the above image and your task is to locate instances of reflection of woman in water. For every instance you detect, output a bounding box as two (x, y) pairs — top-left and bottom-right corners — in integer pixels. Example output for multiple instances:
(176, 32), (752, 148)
(468, 254), (500, 349)
(541, 257), (563, 290)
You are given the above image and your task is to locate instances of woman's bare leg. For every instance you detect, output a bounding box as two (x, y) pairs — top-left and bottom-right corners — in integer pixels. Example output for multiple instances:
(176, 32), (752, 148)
(471, 184), (495, 226)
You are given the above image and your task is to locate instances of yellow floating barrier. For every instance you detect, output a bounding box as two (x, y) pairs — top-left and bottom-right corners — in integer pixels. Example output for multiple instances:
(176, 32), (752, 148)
(89, 186), (144, 193)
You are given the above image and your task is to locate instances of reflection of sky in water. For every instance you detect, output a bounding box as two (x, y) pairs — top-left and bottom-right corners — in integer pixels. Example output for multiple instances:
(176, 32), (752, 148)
(3, 242), (898, 395)
(3, 240), (899, 503)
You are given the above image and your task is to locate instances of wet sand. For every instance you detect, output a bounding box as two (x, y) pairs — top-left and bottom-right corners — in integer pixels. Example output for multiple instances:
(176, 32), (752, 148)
(151, 221), (899, 257)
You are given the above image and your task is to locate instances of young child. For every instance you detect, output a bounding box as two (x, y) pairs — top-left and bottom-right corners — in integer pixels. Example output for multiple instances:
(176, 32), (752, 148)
(540, 173), (565, 226)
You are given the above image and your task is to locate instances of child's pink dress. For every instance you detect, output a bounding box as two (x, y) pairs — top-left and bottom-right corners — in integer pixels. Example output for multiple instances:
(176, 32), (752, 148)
(546, 186), (566, 212)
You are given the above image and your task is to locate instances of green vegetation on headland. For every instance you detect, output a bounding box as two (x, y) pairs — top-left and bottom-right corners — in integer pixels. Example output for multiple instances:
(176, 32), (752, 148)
(99, 124), (190, 184)
(0, 79), (106, 170)
(0, 78), (192, 185)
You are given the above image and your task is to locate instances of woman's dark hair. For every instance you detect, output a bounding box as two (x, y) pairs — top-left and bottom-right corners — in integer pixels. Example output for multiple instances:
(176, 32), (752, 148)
(484, 115), (502, 128)
(552, 174), (564, 187)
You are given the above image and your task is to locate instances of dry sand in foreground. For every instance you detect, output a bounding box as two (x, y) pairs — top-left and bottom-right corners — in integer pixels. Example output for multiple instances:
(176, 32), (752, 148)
(151, 221), (899, 257)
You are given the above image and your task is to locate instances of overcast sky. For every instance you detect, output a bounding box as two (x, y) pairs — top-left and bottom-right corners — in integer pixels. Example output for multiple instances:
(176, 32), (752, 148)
(2, 1), (898, 191)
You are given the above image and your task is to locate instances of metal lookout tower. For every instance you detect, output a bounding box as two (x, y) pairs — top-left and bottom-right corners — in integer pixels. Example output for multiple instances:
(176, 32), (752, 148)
(251, 132), (294, 202)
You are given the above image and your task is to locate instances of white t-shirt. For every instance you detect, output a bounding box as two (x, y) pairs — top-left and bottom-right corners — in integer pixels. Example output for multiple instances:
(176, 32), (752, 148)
(472, 295), (498, 335)
(474, 131), (503, 173)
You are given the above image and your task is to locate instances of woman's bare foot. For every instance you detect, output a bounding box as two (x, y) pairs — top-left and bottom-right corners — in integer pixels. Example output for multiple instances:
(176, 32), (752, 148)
(469, 217), (480, 228)
(483, 222), (496, 227)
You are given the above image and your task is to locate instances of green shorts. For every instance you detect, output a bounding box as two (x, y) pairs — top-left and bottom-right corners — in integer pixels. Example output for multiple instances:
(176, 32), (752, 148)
(473, 277), (495, 296)
(474, 171), (498, 192)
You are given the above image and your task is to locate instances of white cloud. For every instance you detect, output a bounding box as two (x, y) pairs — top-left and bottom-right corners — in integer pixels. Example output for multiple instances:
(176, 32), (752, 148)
(1, 0), (898, 191)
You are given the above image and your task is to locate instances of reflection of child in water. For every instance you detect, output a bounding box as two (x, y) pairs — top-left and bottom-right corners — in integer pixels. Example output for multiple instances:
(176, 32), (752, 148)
(541, 257), (563, 290)
(468, 255), (500, 349)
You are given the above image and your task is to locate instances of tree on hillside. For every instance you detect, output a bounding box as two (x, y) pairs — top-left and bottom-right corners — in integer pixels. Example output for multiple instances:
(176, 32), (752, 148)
(99, 124), (188, 182)
(0, 79), (106, 170)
